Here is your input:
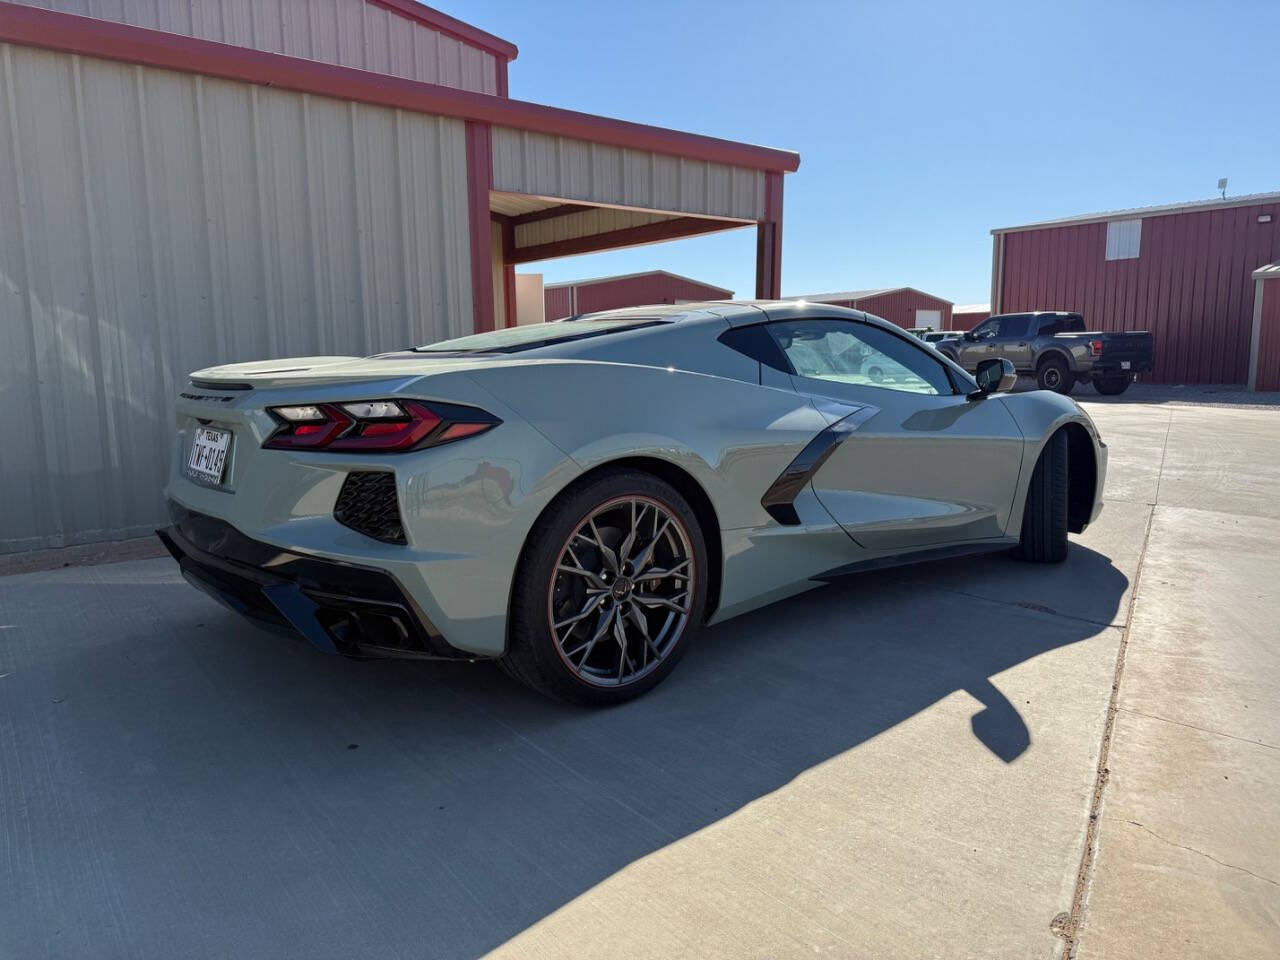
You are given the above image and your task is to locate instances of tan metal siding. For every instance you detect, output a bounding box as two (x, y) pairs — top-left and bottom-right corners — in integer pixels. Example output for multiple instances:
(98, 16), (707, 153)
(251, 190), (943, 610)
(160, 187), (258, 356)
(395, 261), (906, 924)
(0, 43), (471, 552)
(8, 0), (500, 93)
(491, 127), (764, 222)
(513, 207), (673, 250)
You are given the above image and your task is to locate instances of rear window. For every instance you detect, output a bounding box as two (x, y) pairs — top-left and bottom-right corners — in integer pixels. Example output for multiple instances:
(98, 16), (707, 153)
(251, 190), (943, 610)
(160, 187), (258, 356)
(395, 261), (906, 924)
(413, 319), (663, 355)
(1039, 315), (1085, 335)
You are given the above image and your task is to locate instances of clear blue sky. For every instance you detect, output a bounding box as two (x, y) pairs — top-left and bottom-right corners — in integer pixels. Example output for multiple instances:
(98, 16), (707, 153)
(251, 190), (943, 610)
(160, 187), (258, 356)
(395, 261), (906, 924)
(462, 0), (1275, 304)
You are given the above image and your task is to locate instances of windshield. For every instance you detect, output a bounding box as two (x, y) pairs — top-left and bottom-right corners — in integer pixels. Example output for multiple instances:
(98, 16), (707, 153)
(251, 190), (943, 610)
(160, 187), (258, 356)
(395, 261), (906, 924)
(413, 319), (662, 354)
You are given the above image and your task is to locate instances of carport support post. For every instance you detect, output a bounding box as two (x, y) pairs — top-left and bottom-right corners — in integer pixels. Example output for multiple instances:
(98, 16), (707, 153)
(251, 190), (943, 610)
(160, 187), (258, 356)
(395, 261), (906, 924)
(501, 219), (517, 328)
(755, 172), (783, 299)
(465, 121), (496, 334)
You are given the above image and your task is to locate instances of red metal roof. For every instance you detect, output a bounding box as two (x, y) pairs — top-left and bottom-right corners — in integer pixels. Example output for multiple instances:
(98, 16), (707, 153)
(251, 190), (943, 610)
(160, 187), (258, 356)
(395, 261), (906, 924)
(0, 2), (799, 174)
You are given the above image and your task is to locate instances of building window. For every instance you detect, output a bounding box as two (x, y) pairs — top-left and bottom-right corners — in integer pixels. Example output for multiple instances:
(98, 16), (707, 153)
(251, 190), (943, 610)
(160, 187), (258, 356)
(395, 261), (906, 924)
(1105, 219), (1142, 260)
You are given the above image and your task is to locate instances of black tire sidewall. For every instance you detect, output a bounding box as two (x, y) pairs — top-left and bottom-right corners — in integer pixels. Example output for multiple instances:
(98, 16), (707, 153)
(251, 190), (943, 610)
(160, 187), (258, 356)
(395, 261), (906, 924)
(505, 470), (708, 706)
(1037, 358), (1070, 393)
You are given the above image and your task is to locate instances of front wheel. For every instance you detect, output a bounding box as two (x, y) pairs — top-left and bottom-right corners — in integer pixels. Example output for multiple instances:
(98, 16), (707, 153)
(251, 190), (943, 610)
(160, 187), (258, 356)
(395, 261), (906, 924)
(1094, 375), (1131, 396)
(1014, 429), (1069, 563)
(501, 470), (707, 706)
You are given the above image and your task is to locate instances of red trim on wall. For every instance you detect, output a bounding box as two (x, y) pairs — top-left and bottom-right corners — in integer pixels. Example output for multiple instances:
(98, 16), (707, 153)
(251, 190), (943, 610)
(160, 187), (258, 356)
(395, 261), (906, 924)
(365, 0), (517, 61)
(755, 172), (783, 298)
(508, 217), (744, 265)
(465, 122), (495, 334)
(0, 3), (798, 174)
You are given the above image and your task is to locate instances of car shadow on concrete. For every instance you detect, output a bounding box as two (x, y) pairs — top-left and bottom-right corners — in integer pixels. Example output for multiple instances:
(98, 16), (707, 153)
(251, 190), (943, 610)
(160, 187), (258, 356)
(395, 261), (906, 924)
(1, 547), (1128, 958)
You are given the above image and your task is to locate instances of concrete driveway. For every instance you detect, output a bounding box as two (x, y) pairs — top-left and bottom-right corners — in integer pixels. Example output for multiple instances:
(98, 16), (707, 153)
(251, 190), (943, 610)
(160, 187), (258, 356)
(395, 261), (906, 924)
(1, 389), (1276, 959)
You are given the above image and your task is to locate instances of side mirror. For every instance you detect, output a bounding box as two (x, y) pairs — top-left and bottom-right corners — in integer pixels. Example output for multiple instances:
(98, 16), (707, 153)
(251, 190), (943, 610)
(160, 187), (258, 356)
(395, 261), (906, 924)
(963, 330), (977, 341)
(971, 357), (1016, 397)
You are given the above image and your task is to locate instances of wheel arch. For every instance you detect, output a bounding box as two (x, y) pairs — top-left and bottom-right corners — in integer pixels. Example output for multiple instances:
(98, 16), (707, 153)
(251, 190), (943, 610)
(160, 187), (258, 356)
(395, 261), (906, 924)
(1035, 348), (1072, 371)
(1062, 421), (1097, 534)
(511, 455), (724, 627)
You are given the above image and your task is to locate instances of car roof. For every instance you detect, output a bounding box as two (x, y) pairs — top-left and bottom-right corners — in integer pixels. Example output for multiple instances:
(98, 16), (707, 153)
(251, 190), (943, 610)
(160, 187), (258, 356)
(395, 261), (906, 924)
(572, 299), (894, 330)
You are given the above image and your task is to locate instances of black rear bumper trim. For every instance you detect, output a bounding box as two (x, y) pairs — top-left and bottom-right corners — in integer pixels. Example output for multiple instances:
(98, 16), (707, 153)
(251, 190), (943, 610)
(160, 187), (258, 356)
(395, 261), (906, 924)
(158, 501), (480, 661)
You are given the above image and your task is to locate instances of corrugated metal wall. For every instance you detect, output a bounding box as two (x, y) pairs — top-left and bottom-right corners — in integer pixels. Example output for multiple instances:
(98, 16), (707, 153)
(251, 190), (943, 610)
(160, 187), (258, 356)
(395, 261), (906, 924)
(1256, 279), (1280, 392)
(0, 43), (472, 552)
(8, 0), (501, 93)
(997, 202), (1280, 384)
(818, 291), (953, 331)
(544, 285), (572, 320)
(544, 273), (733, 320)
(491, 127), (764, 222)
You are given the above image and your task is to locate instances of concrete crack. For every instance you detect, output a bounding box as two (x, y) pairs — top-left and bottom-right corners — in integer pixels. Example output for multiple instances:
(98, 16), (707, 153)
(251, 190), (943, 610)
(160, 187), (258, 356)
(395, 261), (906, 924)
(1115, 706), (1280, 752)
(1110, 818), (1280, 888)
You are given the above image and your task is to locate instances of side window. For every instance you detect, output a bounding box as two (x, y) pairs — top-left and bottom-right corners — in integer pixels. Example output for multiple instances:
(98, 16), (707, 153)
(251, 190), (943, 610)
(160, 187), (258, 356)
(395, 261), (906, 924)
(998, 315), (1031, 338)
(975, 315), (1027, 339)
(971, 317), (1001, 340)
(1038, 317), (1064, 336)
(766, 319), (954, 396)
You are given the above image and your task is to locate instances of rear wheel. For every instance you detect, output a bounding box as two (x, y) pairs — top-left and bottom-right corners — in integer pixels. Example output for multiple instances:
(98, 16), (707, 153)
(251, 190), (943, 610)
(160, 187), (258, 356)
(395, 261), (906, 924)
(500, 470), (707, 706)
(1036, 356), (1073, 394)
(1014, 429), (1069, 563)
(1094, 375), (1131, 396)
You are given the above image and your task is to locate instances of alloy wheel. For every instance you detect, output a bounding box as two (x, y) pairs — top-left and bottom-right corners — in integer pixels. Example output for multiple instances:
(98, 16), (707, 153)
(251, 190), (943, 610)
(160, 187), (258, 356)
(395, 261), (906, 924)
(547, 496), (695, 687)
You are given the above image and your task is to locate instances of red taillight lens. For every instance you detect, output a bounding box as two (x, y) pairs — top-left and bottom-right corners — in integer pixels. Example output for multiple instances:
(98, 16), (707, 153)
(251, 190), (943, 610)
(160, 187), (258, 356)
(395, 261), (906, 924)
(263, 399), (498, 452)
(1090, 339), (1104, 357)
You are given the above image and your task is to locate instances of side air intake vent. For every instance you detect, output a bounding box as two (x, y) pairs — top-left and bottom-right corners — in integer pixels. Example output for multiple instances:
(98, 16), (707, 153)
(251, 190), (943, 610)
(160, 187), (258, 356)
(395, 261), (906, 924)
(334, 472), (405, 544)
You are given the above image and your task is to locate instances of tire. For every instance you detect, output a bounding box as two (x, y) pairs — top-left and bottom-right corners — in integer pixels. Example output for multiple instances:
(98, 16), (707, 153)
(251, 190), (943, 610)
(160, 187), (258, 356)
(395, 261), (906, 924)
(1036, 356), (1073, 394)
(500, 469), (708, 706)
(1094, 375), (1131, 396)
(1014, 429), (1069, 563)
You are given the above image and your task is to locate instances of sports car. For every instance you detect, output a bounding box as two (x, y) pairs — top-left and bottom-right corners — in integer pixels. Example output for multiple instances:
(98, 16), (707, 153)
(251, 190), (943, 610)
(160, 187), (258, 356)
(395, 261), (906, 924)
(158, 301), (1106, 705)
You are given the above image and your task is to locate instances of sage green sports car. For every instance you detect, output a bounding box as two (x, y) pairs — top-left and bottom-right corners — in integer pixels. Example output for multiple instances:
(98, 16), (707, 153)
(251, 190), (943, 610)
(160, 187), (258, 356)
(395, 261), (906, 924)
(159, 301), (1106, 704)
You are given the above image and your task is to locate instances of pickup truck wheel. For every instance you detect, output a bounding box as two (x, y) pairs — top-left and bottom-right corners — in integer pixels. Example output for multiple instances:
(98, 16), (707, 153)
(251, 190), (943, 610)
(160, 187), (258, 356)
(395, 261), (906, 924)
(1094, 375), (1131, 396)
(1036, 357), (1073, 394)
(1014, 429), (1068, 564)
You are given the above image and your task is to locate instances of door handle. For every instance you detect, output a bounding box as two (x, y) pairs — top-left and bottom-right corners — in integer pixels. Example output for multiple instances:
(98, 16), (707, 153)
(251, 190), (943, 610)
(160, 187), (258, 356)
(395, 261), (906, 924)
(1016, 342), (1027, 347)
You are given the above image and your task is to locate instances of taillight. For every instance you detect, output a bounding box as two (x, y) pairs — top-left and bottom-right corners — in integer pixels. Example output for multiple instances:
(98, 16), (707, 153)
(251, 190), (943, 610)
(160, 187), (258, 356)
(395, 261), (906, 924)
(1090, 339), (1104, 357)
(263, 399), (499, 452)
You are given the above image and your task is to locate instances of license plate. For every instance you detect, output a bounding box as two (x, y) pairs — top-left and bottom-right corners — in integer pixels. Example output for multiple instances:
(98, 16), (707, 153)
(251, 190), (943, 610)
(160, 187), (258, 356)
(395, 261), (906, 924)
(187, 426), (231, 485)
(1121, 361), (1131, 370)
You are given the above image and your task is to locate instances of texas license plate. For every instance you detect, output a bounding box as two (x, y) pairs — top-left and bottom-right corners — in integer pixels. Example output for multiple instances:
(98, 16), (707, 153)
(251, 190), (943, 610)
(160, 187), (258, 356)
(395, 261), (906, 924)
(1121, 361), (1131, 370)
(187, 426), (231, 485)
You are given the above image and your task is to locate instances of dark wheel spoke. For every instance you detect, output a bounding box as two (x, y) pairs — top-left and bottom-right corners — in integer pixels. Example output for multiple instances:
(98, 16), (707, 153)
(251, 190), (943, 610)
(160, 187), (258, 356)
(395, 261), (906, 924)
(552, 593), (606, 635)
(633, 591), (690, 614)
(641, 558), (691, 581)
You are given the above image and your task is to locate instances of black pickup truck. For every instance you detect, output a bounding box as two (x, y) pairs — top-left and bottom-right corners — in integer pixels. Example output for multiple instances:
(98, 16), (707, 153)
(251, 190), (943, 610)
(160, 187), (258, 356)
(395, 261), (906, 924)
(936, 312), (1154, 395)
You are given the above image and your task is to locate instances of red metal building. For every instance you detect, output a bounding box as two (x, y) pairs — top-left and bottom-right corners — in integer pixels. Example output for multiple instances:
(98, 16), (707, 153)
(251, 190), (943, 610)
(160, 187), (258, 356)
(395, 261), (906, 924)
(950, 304), (990, 332)
(790, 288), (953, 331)
(543, 271), (734, 320)
(991, 193), (1280, 384)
